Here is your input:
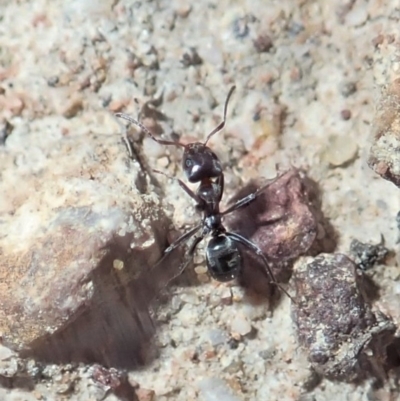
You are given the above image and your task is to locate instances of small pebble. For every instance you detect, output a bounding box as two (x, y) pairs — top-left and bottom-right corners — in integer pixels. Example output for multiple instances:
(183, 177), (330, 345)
(253, 34), (273, 53)
(194, 264), (208, 275)
(156, 156), (169, 168)
(2, 94), (25, 116)
(198, 377), (242, 401)
(0, 344), (14, 361)
(136, 388), (156, 401)
(345, 5), (369, 27)
(341, 109), (352, 120)
(197, 274), (210, 284)
(0, 357), (19, 376)
(108, 99), (126, 112)
(62, 96), (83, 118)
(323, 134), (358, 167)
(287, 21), (304, 35)
(173, 307), (197, 333)
(231, 286), (245, 303)
(220, 288), (233, 305)
(181, 292), (200, 305)
(242, 303), (266, 320)
(47, 76), (59, 87)
(175, 3), (192, 18)
(339, 82), (357, 97)
(204, 349), (217, 360)
(221, 356), (243, 373)
(127, 376), (140, 388)
(181, 48), (202, 67)
(56, 382), (74, 395)
(350, 239), (389, 270)
(372, 34), (384, 47)
(33, 390), (44, 400)
(207, 329), (229, 347)
(258, 348), (275, 360)
(209, 286), (234, 306)
(290, 66), (302, 82)
(170, 295), (183, 314)
(113, 259), (124, 270)
(230, 314), (252, 336)
(232, 17), (250, 39)
(228, 338), (240, 349)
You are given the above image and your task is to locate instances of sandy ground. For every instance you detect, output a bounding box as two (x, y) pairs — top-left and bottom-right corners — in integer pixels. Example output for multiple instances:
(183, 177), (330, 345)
(0, 0), (399, 400)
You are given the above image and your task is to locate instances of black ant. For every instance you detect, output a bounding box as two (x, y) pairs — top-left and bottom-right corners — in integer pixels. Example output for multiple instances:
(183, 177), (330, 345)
(116, 87), (292, 299)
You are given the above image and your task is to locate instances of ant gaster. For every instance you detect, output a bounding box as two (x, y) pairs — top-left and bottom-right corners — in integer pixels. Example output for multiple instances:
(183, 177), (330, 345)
(116, 87), (292, 299)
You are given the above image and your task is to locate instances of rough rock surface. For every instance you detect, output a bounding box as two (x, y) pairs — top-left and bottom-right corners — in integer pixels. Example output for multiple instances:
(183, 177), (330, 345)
(350, 238), (389, 271)
(368, 37), (400, 187)
(227, 169), (317, 262)
(0, 0), (400, 401)
(0, 132), (174, 367)
(368, 81), (400, 186)
(292, 253), (396, 382)
(226, 169), (317, 293)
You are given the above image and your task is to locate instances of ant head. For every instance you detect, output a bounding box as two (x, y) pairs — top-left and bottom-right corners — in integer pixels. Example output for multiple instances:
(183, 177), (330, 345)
(116, 85), (235, 182)
(182, 85), (236, 183)
(182, 143), (222, 183)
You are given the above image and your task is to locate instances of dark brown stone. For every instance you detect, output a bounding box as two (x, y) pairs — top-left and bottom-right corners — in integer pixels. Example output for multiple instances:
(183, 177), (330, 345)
(225, 169), (317, 295)
(292, 253), (395, 382)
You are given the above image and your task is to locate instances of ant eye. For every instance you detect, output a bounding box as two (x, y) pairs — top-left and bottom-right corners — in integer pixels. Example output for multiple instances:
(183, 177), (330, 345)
(185, 159), (192, 168)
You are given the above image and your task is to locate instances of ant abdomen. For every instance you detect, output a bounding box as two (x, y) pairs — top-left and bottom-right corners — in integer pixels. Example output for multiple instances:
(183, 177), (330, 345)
(183, 143), (222, 183)
(206, 235), (241, 282)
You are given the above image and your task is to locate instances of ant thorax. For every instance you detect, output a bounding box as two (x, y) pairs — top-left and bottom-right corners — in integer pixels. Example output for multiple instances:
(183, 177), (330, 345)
(196, 178), (223, 210)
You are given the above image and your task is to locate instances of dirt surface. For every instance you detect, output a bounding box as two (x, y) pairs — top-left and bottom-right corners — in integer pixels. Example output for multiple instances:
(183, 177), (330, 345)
(1, 0), (400, 400)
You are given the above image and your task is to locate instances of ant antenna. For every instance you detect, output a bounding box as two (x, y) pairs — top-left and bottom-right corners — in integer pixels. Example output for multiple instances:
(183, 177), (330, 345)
(115, 112), (186, 149)
(204, 85), (236, 146)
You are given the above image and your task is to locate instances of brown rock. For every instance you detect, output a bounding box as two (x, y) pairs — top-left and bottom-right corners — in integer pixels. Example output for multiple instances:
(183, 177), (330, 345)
(340, 109), (352, 120)
(252, 170), (316, 260)
(225, 169), (317, 295)
(253, 34), (273, 53)
(0, 133), (176, 367)
(226, 169), (316, 259)
(292, 253), (395, 382)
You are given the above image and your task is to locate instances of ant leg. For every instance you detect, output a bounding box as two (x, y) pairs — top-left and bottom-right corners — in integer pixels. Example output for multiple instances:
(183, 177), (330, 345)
(144, 226), (203, 300)
(153, 169), (203, 205)
(226, 232), (295, 302)
(221, 176), (282, 216)
(165, 233), (205, 283)
(216, 174), (224, 203)
(116, 112), (186, 149)
(114, 113), (134, 158)
(155, 223), (202, 266)
(204, 86), (236, 146)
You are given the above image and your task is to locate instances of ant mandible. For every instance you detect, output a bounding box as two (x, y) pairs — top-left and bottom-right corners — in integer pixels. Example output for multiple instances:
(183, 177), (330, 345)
(116, 86), (292, 299)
